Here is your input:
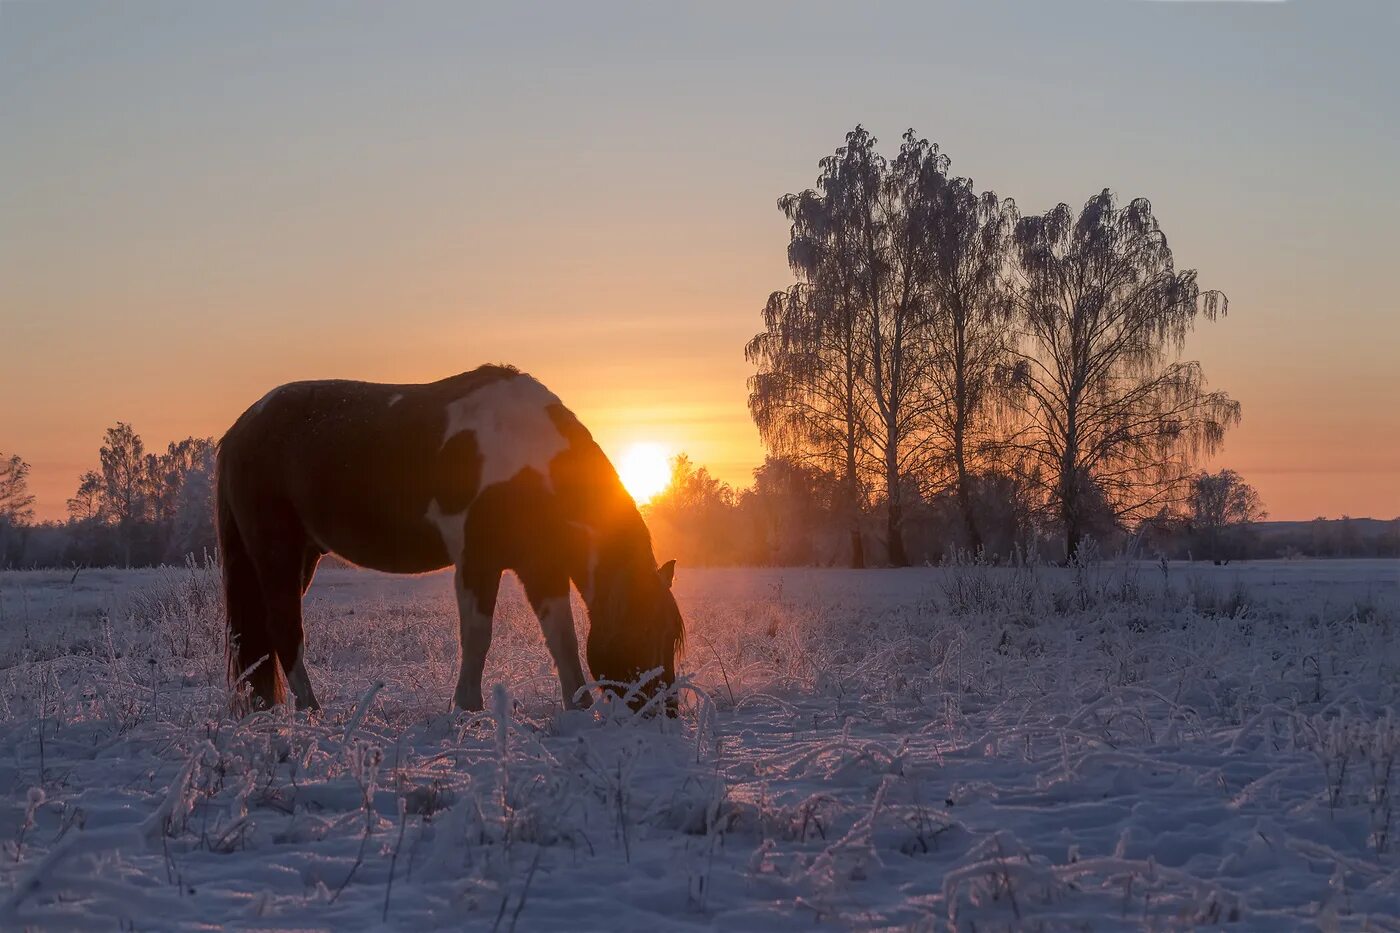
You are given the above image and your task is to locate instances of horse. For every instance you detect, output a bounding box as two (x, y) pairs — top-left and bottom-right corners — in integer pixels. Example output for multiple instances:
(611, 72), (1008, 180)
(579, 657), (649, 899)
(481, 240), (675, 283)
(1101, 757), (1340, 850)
(215, 365), (684, 715)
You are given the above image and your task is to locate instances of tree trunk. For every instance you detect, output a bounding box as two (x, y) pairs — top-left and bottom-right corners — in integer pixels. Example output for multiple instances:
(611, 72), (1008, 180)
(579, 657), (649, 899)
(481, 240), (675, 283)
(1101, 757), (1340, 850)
(886, 501), (907, 567)
(1063, 503), (1083, 565)
(1061, 460), (1082, 564)
(844, 402), (864, 569)
(957, 474), (980, 554)
(953, 425), (980, 554)
(1061, 406), (1082, 565)
(952, 317), (980, 554)
(886, 461), (908, 567)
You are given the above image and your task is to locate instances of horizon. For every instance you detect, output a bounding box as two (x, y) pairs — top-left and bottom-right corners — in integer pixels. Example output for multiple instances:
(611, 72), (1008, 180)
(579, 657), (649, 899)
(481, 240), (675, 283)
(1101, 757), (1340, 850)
(3, 1), (1398, 523)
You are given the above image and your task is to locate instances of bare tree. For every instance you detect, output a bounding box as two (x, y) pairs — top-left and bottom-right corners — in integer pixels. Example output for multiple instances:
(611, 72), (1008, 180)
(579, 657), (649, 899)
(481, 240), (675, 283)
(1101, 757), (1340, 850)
(144, 437), (216, 559)
(167, 445), (217, 562)
(1003, 190), (1240, 560)
(860, 130), (947, 566)
(748, 131), (878, 567)
(748, 284), (866, 565)
(0, 453), (35, 525)
(1190, 469), (1266, 564)
(0, 453), (36, 566)
(67, 470), (104, 523)
(917, 172), (1016, 551)
(98, 423), (148, 567)
(741, 456), (842, 565)
(750, 127), (950, 566)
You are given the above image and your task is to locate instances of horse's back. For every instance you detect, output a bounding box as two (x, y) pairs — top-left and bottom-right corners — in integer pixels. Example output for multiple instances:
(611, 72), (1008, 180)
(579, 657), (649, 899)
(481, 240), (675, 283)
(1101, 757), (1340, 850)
(217, 366), (530, 572)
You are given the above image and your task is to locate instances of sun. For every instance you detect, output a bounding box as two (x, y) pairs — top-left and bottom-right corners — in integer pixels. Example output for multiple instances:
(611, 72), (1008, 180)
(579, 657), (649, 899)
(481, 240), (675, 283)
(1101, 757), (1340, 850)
(616, 442), (672, 504)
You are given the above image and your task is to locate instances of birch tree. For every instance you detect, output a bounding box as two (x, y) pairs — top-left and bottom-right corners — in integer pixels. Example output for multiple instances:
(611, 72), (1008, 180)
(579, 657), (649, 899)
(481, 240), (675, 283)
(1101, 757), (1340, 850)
(917, 173), (1016, 551)
(1004, 190), (1240, 560)
(98, 423), (148, 567)
(1190, 469), (1266, 564)
(747, 131), (878, 567)
(0, 453), (35, 566)
(0, 453), (35, 526)
(749, 127), (947, 566)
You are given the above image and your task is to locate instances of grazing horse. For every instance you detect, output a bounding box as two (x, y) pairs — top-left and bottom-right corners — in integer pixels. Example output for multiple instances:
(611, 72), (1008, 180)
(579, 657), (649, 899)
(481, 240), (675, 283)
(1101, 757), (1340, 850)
(216, 365), (684, 714)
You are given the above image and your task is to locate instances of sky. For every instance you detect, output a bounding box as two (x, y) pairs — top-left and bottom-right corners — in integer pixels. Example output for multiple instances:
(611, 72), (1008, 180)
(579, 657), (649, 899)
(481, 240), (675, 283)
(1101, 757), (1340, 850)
(2, 0), (1397, 523)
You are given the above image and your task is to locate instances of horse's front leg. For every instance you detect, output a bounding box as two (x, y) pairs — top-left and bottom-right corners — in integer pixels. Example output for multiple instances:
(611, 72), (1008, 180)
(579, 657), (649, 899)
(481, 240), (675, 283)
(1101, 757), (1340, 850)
(531, 594), (592, 711)
(452, 564), (498, 712)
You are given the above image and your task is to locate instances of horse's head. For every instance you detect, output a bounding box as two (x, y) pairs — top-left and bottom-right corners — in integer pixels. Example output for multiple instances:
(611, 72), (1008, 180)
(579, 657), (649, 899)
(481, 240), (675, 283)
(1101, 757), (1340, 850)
(586, 558), (684, 715)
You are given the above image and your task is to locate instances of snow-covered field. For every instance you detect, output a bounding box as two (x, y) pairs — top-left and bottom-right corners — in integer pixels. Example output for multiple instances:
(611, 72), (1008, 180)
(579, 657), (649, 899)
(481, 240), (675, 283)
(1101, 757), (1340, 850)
(0, 559), (1397, 930)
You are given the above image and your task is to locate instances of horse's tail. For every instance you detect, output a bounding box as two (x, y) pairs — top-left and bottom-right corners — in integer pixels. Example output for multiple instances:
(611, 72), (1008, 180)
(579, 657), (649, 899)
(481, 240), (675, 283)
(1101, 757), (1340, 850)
(217, 458), (285, 712)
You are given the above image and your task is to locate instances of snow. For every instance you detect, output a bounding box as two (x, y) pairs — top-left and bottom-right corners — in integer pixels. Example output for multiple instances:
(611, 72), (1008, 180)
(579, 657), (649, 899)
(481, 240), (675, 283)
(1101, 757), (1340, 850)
(0, 559), (1397, 930)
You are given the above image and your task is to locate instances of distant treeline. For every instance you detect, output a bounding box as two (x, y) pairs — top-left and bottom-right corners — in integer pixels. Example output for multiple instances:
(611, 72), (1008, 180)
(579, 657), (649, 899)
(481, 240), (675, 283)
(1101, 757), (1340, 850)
(642, 454), (1399, 567)
(1178, 518), (1400, 562)
(0, 426), (216, 569)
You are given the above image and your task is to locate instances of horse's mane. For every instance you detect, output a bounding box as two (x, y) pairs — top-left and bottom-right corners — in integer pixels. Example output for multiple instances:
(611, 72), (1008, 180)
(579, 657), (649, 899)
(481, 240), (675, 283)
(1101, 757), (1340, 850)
(435, 364), (521, 392)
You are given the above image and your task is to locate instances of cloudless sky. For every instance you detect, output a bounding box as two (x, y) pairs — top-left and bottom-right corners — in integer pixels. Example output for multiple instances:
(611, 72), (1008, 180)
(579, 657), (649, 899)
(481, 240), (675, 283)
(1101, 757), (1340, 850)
(2, 0), (1397, 522)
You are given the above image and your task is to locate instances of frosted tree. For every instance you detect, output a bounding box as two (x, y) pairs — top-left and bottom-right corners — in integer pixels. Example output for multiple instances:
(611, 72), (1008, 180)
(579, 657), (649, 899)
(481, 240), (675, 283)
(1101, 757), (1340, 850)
(66, 470), (104, 523)
(98, 423), (149, 567)
(747, 131), (874, 567)
(749, 127), (945, 566)
(165, 440), (217, 562)
(145, 437), (216, 559)
(1003, 190), (1240, 560)
(864, 130), (946, 566)
(916, 172), (1016, 551)
(741, 457), (842, 565)
(1190, 469), (1266, 564)
(0, 453), (35, 525)
(748, 277), (868, 566)
(0, 453), (36, 566)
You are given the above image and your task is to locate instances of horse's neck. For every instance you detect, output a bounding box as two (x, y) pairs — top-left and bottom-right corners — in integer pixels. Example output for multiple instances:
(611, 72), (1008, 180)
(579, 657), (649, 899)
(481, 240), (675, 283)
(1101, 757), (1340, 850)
(578, 516), (652, 610)
(561, 442), (652, 605)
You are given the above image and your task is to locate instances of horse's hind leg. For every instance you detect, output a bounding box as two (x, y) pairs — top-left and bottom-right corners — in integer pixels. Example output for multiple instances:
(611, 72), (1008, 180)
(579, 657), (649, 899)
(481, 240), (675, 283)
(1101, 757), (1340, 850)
(248, 530), (321, 712)
(283, 548), (323, 711)
(220, 505), (286, 710)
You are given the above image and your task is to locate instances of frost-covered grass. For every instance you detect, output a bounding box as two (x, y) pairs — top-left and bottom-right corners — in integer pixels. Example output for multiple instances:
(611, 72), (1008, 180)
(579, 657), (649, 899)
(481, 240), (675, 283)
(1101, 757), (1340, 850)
(0, 559), (1396, 930)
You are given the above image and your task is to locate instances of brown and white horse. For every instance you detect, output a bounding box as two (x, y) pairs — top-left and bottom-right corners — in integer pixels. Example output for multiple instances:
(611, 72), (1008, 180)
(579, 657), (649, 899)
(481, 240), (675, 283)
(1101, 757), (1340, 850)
(216, 365), (683, 714)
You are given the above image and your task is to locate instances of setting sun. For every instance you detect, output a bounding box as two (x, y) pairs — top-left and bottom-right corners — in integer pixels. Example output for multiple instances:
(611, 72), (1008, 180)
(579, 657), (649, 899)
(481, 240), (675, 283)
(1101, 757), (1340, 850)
(616, 442), (672, 504)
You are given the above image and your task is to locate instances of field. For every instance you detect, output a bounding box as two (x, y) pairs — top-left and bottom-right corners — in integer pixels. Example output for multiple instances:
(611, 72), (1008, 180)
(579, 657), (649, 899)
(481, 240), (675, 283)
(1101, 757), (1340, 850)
(0, 559), (1396, 931)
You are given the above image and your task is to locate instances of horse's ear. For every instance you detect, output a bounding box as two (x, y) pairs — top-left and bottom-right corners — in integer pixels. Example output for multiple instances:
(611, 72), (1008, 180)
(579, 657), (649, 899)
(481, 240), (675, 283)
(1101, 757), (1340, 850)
(657, 559), (676, 588)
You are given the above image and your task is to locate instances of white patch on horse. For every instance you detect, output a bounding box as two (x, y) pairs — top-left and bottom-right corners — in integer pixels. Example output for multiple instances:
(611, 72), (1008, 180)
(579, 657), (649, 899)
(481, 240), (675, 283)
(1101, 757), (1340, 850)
(452, 567), (495, 710)
(440, 376), (569, 492)
(426, 375), (571, 555)
(426, 499), (465, 563)
(388, 393), (404, 406)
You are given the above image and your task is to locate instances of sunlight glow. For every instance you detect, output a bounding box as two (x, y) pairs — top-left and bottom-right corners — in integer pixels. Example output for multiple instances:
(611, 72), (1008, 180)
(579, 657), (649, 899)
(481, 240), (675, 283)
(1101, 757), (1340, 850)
(616, 442), (672, 504)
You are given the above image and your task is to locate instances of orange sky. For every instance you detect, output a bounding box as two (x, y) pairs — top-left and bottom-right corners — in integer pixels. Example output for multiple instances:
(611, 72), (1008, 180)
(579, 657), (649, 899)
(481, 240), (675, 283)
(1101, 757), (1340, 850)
(2, 2), (1397, 523)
